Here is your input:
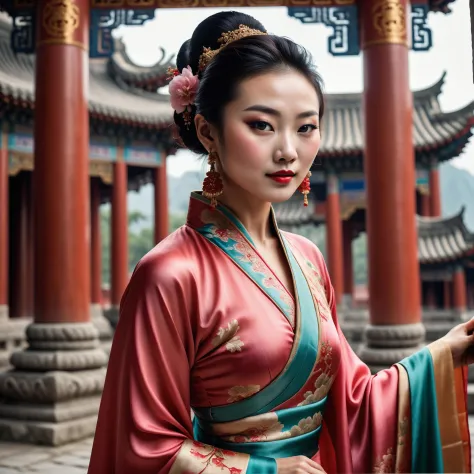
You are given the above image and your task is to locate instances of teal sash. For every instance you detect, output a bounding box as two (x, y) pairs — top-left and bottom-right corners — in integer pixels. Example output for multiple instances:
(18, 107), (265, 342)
(193, 397), (327, 458)
(192, 234), (320, 423)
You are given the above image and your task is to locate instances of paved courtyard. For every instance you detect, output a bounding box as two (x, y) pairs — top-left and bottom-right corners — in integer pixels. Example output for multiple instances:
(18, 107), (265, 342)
(1, 417), (474, 473)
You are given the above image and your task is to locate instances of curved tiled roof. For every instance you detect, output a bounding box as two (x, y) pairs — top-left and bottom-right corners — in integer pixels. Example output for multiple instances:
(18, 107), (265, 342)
(320, 73), (474, 157)
(0, 14), (173, 128)
(275, 199), (474, 265)
(0, 12), (471, 155)
(417, 207), (474, 264)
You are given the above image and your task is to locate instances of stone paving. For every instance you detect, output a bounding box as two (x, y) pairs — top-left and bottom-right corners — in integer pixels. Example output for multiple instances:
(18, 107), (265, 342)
(1, 417), (474, 473)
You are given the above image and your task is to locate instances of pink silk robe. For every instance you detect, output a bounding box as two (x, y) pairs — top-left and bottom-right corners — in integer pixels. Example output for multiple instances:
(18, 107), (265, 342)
(88, 192), (470, 474)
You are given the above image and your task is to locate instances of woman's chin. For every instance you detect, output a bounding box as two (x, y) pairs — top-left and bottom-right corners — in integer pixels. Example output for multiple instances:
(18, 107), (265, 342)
(265, 188), (299, 204)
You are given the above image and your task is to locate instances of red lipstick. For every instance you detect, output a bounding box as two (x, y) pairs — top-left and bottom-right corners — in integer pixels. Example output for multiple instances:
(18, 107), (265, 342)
(267, 170), (295, 184)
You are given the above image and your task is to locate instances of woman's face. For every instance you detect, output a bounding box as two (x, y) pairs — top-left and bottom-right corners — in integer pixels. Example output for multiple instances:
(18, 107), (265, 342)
(215, 69), (321, 204)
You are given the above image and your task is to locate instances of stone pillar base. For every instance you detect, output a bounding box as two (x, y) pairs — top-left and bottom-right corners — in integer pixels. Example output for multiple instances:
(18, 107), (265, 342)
(0, 306), (30, 369)
(340, 309), (369, 352)
(90, 303), (113, 356)
(0, 322), (107, 446)
(359, 322), (425, 373)
(104, 305), (119, 330)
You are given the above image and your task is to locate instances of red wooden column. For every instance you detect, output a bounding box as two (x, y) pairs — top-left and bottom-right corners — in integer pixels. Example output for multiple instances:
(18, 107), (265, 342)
(0, 1), (107, 445)
(325, 172), (344, 305)
(0, 128), (7, 318)
(9, 173), (32, 318)
(154, 153), (169, 245)
(429, 157), (442, 217)
(342, 220), (354, 306)
(90, 178), (102, 306)
(111, 158), (128, 309)
(360, 0), (423, 367)
(420, 192), (430, 217)
(443, 280), (451, 309)
(452, 266), (467, 312)
(34, 0), (90, 324)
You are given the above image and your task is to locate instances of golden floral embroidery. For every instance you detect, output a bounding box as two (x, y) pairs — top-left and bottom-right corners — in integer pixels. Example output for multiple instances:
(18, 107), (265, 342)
(211, 319), (244, 353)
(304, 260), (332, 321)
(289, 412), (323, 437)
(227, 385), (261, 403)
(223, 411), (323, 443)
(188, 441), (243, 474)
(373, 447), (394, 473)
(299, 341), (335, 406)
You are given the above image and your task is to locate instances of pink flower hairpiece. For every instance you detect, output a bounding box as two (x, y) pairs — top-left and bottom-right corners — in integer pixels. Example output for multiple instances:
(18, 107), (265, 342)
(167, 65), (200, 129)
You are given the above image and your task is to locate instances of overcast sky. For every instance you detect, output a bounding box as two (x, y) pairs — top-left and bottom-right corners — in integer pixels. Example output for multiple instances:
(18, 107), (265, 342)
(116, 0), (474, 177)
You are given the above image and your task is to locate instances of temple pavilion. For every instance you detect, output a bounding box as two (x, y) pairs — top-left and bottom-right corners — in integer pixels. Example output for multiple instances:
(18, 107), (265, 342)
(0, 0), (472, 445)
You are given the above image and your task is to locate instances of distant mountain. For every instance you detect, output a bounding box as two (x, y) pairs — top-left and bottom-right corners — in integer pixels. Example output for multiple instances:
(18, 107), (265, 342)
(126, 163), (474, 229)
(440, 162), (474, 230)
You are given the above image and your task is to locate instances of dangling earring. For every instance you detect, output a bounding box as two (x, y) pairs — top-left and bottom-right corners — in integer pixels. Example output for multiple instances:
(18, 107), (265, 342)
(202, 151), (224, 209)
(298, 171), (311, 207)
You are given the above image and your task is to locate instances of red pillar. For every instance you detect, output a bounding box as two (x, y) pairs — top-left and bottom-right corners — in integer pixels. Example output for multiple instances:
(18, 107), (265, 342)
(325, 172), (344, 305)
(91, 178), (102, 305)
(154, 153), (169, 245)
(0, 130), (7, 313)
(452, 267), (467, 312)
(420, 192), (430, 217)
(429, 158), (442, 217)
(34, 0), (90, 324)
(443, 280), (451, 309)
(111, 159), (128, 307)
(361, 0), (421, 326)
(342, 220), (354, 303)
(9, 174), (32, 318)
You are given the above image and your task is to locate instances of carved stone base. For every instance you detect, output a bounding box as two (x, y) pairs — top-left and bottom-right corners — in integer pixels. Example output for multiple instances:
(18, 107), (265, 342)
(0, 322), (106, 445)
(104, 305), (119, 330)
(358, 322), (426, 373)
(340, 309), (369, 351)
(0, 411), (99, 446)
(0, 312), (30, 370)
(90, 304), (113, 355)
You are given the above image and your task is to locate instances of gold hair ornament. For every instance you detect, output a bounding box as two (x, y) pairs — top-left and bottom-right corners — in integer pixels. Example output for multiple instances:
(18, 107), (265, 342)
(198, 24), (267, 71)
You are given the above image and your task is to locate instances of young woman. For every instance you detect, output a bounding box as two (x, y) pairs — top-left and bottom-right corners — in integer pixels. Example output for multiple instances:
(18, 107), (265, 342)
(88, 11), (473, 474)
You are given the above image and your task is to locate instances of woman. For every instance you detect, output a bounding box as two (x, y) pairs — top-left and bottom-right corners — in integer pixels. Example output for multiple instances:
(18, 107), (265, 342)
(88, 11), (473, 474)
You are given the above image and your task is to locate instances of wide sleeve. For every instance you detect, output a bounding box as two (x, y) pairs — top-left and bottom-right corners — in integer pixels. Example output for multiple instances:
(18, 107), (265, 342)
(87, 253), (277, 474)
(315, 256), (471, 474)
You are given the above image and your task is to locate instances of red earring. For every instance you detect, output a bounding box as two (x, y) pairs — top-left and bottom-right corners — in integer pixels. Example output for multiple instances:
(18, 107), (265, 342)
(202, 151), (224, 209)
(298, 171), (311, 207)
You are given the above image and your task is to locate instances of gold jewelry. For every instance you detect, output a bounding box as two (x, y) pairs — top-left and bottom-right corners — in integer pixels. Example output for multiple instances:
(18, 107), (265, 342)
(198, 24), (267, 71)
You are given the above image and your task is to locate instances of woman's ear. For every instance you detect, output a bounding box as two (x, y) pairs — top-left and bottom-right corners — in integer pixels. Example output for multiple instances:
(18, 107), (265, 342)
(195, 114), (217, 153)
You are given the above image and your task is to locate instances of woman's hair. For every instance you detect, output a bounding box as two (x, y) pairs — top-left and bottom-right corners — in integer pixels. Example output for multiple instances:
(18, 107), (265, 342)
(173, 11), (325, 155)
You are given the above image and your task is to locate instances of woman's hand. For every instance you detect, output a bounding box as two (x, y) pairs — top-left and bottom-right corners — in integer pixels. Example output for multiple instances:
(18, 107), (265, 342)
(441, 317), (474, 368)
(276, 456), (326, 474)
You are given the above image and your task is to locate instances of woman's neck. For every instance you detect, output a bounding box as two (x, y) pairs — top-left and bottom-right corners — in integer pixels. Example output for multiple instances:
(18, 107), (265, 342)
(217, 187), (274, 245)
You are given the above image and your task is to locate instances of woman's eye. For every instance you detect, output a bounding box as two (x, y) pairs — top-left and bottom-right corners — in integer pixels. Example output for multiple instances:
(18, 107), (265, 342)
(299, 124), (318, 133)
(249, 121), (273, 132)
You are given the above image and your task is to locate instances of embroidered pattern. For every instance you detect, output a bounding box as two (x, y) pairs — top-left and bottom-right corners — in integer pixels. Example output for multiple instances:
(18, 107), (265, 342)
(189, 441), (242, 474)
(304, 260), (332, 321)
(289, 412), (323, 437)
(373, 447), (394, 473)
(227, 385), (261, 403)
(299, 341), (335, 406)
(198, 209), (295, 326)
(211, 319), (244, 353)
